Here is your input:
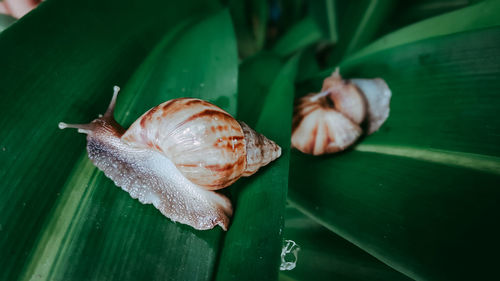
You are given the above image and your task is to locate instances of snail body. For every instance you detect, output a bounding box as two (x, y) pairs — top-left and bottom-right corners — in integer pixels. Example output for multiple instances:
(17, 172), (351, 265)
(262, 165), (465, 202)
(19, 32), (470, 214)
(59, 86), (281, 231)
(292, 69), (391, 155)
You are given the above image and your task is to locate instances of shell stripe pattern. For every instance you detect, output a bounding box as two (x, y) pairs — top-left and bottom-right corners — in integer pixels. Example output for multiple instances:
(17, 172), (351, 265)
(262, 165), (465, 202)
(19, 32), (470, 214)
(291, 93), (362, 155)
(122, 98), (247, 190)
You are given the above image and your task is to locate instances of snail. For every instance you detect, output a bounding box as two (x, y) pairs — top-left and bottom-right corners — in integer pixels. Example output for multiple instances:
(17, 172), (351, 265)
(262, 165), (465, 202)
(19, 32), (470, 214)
(291, 68), (391, 155)
(0, 0), (41, 19)
(59, 86), (281, 231)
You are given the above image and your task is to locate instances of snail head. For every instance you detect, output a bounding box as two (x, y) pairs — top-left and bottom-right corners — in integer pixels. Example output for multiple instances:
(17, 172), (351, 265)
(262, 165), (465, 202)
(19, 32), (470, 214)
(58, 86), (125, 136)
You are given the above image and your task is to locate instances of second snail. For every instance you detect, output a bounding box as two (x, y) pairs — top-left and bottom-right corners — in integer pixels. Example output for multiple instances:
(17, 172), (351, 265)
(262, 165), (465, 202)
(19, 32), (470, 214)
(292, 68), (391, 155)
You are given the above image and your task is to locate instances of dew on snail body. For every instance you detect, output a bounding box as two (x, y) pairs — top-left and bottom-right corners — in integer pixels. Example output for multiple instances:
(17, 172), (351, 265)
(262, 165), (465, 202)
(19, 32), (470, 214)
(59, 85), (280, 230)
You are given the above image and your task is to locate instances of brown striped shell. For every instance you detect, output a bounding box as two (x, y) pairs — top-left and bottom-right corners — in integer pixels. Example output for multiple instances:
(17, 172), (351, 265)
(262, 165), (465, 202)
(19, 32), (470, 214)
(59, 86), (281, 231)
(122, 98), (280, 190)
(291, 69), (391, 155)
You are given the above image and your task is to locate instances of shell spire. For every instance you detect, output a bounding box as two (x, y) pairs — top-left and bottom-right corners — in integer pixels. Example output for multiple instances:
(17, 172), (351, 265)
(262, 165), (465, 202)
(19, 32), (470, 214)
(239, 122), (281, 176)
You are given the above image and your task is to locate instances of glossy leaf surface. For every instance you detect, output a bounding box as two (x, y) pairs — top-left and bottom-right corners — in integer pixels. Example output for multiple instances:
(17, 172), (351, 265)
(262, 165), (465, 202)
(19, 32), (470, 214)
(377, 0), (477, 37)
(347, 0), (500, 63)
(0, 13), (15, 31)
(273, 17), (323, 57)
(1, 0), (499, 280)
(236, 52), (284, 128)
(290, 25), (500, 281)
(215, 54), (301, 281)
(0, 3), (244, 280)
(227, 0), (268, 58)
(307, 0), (337, 43)
(327, 0), (397, 65)
(280, 206), (413, 281)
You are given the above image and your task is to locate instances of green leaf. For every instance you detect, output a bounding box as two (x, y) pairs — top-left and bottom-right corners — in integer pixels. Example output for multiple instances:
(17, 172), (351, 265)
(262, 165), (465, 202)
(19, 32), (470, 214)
(227, 0), (269, 58)
(346, 0), (500, 63)
(289, 26), (500, 280)
(0, 3), (244, 280)
(0, 13), (16, 32)
(376, 0), (477, 37)
(273, 17), (323, 57)
(295, 46), (322, 82)
(115, 14), (238, 119)
(280, 206), (413, 281)
(236, 52), (284, 127)
(215, 54), (301, 281)
(308, 0), (338, 42)
(274, 0), (307, 33)
(272, 0), (339, 58)
(328, 0), (397, 65)
(3, 0), (498, 280)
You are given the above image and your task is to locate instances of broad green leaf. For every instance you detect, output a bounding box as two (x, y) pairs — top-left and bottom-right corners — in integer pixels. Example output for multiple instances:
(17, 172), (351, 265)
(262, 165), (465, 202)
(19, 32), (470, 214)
(236, 52), (284, 127)
(23, 9), (237, 281)
(115, 14), (238, 118)
(273, 17), (323, 57)
(328, 0), (397, 65)
(280, 206), (413, 281)
(308, 0), (337, 42)
(295, 46), (321, 83)
(0, 13), (16, 32)
(346, 0), (500, 63)
(227, 0), (269, 58)
(24, 9), (237, 281)
(274, 0), (307, 33)
(271, 0), (337, 57)
(376, 0), (477, 37)
(290, 26), (500, 281)
(0, 2), (244, 280)
(215, 54), (301, 281)
(2, 0), (497, 280)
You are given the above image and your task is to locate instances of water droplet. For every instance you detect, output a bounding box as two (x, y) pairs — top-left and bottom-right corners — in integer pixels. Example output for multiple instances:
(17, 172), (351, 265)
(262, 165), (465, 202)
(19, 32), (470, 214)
(280, 239), (300, 271)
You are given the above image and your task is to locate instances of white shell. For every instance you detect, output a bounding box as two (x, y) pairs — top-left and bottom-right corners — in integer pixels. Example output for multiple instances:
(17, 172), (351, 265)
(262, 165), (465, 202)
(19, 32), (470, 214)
(121, 98), (280, 190)
(122, 98), (247, 190)
(291, 69), (391, 155)
(291, 105), (362, 155)
(351, 78), (391, 134)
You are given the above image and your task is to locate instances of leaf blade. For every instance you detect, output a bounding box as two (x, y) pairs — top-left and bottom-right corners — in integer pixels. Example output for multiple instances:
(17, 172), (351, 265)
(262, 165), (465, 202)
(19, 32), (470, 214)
(273, 17), (323, 57)
(280, 206), (413, 281)
(215, 54), (301, 281)
(0, 1), (223, 279)
(290, 26), (500, 281)
(16, 8), (238, 281)
(345, 0), (500, 63)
